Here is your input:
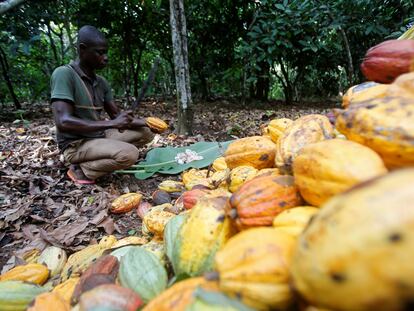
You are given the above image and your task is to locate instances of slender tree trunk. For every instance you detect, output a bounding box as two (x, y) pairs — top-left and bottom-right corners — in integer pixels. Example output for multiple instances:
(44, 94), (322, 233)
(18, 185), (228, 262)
(62, 0), (76, 60)
(277, 58), (293, 105)
(253, 61), (269, 100)
(314, 0), (354, 85)
(57, 25), (66, 63)
(338, 27), (354, 84)
(132, 47), (144, 99)
(0, 46), (21, 109)
(170, 0), (193, 135)
(0, 0), (26, 14)
(46, 23), (60, 66)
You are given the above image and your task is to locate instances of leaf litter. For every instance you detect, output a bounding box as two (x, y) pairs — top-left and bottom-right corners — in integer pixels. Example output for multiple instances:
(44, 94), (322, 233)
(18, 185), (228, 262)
(0, 98), (335, 270)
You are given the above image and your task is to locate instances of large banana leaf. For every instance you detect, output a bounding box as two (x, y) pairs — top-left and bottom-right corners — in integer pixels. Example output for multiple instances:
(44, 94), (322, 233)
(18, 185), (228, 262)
(117, 140), (233, 179)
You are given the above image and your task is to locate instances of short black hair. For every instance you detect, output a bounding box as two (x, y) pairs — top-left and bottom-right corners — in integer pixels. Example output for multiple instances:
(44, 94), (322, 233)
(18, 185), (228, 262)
(77, 25), (106, 49)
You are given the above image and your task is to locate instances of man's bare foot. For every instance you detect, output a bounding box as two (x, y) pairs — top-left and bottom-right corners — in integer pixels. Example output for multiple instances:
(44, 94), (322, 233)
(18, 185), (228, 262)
(67, 164), (95, 185)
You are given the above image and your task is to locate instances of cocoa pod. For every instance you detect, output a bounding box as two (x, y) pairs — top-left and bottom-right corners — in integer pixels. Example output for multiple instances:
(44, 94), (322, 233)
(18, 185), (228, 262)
(152, 190), (171, 205)
(78, 284), (143, 311)
(136, 201), (152, 219)
(71, 255), (119, 304)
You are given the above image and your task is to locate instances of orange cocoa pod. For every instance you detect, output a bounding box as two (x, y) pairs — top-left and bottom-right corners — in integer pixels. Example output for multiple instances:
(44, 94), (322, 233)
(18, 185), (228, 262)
(0, 263), (49, 285)
(27, 292), (70, 311)
(146, 117), (168, 133)
(111, 193), (143, 214)
(229, 175), (303, 230)
(182, 189), (208, 210)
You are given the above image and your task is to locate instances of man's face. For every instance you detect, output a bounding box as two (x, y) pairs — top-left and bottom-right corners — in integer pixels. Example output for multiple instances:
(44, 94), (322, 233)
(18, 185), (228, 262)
(79, 39), (109, 70)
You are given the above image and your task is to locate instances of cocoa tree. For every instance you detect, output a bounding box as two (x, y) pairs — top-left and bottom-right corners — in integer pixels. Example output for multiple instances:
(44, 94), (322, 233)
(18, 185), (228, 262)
(169, 0), (193, 135)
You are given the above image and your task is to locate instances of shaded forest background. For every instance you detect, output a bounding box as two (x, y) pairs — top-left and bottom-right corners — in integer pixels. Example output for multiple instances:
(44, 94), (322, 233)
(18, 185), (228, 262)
(1, 0), (413, 109)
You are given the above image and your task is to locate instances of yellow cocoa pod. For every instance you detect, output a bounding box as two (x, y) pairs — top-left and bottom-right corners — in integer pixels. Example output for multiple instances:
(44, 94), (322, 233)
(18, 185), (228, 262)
(27, 292), (70, 311)
(342, 82), (388, 108)
(214, 228), (295, 310)
(98, 235), (118, 248)
(111, 236), (148, 249)
(22, 249), (41, 264)
(143, 277), (219, 311)
(143, 209), (176, 237)
(173, 194), (234, 277)
(146, 117), (168, 133)
(276, 114), (334, 174)
(291, 168), (414, 311)
(158, 180), (185, 192)
(212, 157), (228, 171)
(255, 167), (281, 178)
(60, 236), (116, 281)
(110, 193), (142, 214)
(293, 139), (388, 206)
(182, 169), (210, 190)
(335, 96), (414, 169)
(224, 136), (276, 169)
(52, 277), (80, 303)
(0, 263), (49, 285)
(228, 165), (258, 193)
(141, 237), (166, 266)
(272, 206), (319, 238)
(38, 246), (67, 277)
(267, 118), (293, 143)
(208, 169), (230, 190)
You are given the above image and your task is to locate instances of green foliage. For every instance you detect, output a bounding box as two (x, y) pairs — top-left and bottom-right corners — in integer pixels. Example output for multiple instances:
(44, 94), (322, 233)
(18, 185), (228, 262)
(0, 0), (413, 106)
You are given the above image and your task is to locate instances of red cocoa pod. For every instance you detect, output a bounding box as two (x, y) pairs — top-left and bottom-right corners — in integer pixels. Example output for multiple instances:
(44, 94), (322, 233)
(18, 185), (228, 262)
(137, 201), (152, 219)
(78, 284), (143, 311)
(182, 189), (208, 210)
(71, 255), (119, 304)
(71, 274), (113, 304)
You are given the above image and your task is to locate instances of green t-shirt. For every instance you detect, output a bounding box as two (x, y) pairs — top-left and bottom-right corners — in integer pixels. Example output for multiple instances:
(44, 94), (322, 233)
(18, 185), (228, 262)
(50, 61), (113, 151)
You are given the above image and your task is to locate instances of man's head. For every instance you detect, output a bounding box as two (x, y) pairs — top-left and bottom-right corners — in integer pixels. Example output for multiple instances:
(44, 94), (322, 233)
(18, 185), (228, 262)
(77, 25), (108, 70)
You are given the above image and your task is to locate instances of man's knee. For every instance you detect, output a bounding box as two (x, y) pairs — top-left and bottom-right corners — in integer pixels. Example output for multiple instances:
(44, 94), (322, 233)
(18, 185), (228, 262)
(115, 144), (139, 168)
(140, 127), (155, 145)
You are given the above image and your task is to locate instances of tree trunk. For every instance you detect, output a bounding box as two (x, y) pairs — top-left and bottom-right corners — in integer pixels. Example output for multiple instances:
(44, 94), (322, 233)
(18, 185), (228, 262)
(169, 0), (193, 135)
(0, 0), (26, 14)
(0, 46), (21, 109)
(62, 0), (76, 60)
(132, 47), (144, 99)
(314, 0), (354, 85)
(46, 23), (60, 66)
(277, 59), (294, 105)
(253, 61), (269, 100)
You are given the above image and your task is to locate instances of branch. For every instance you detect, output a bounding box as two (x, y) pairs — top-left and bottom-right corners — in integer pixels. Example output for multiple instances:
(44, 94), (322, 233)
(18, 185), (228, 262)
(0, 0), (27, 14)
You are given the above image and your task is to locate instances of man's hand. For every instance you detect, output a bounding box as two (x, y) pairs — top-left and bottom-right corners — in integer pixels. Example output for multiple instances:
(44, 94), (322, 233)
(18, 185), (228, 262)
(128, 118), (148, 130)
(110, 111), (134, 129)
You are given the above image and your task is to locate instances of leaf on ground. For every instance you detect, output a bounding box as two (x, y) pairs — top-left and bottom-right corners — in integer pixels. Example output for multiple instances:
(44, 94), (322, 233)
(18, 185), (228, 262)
(123, 140), (234, 179)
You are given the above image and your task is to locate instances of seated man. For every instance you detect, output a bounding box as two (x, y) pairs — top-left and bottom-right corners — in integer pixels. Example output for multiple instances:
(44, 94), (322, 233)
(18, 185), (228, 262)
(51, 25), (154, 184)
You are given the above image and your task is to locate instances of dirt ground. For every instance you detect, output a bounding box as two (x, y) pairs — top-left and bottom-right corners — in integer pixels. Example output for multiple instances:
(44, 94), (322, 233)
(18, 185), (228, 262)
(0, 98), (338, 270)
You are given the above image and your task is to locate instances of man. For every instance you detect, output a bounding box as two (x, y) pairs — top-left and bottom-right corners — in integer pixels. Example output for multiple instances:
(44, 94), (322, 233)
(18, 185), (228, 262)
(51, 25), (154, 184)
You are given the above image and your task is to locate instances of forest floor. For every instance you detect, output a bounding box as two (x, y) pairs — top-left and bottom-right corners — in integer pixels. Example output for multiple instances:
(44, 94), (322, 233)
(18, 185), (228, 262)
(0, 98), (338, 271)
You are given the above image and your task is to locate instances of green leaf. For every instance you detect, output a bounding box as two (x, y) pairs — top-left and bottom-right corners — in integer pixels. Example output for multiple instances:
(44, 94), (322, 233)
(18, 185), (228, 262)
(119, 141), (234, 179)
